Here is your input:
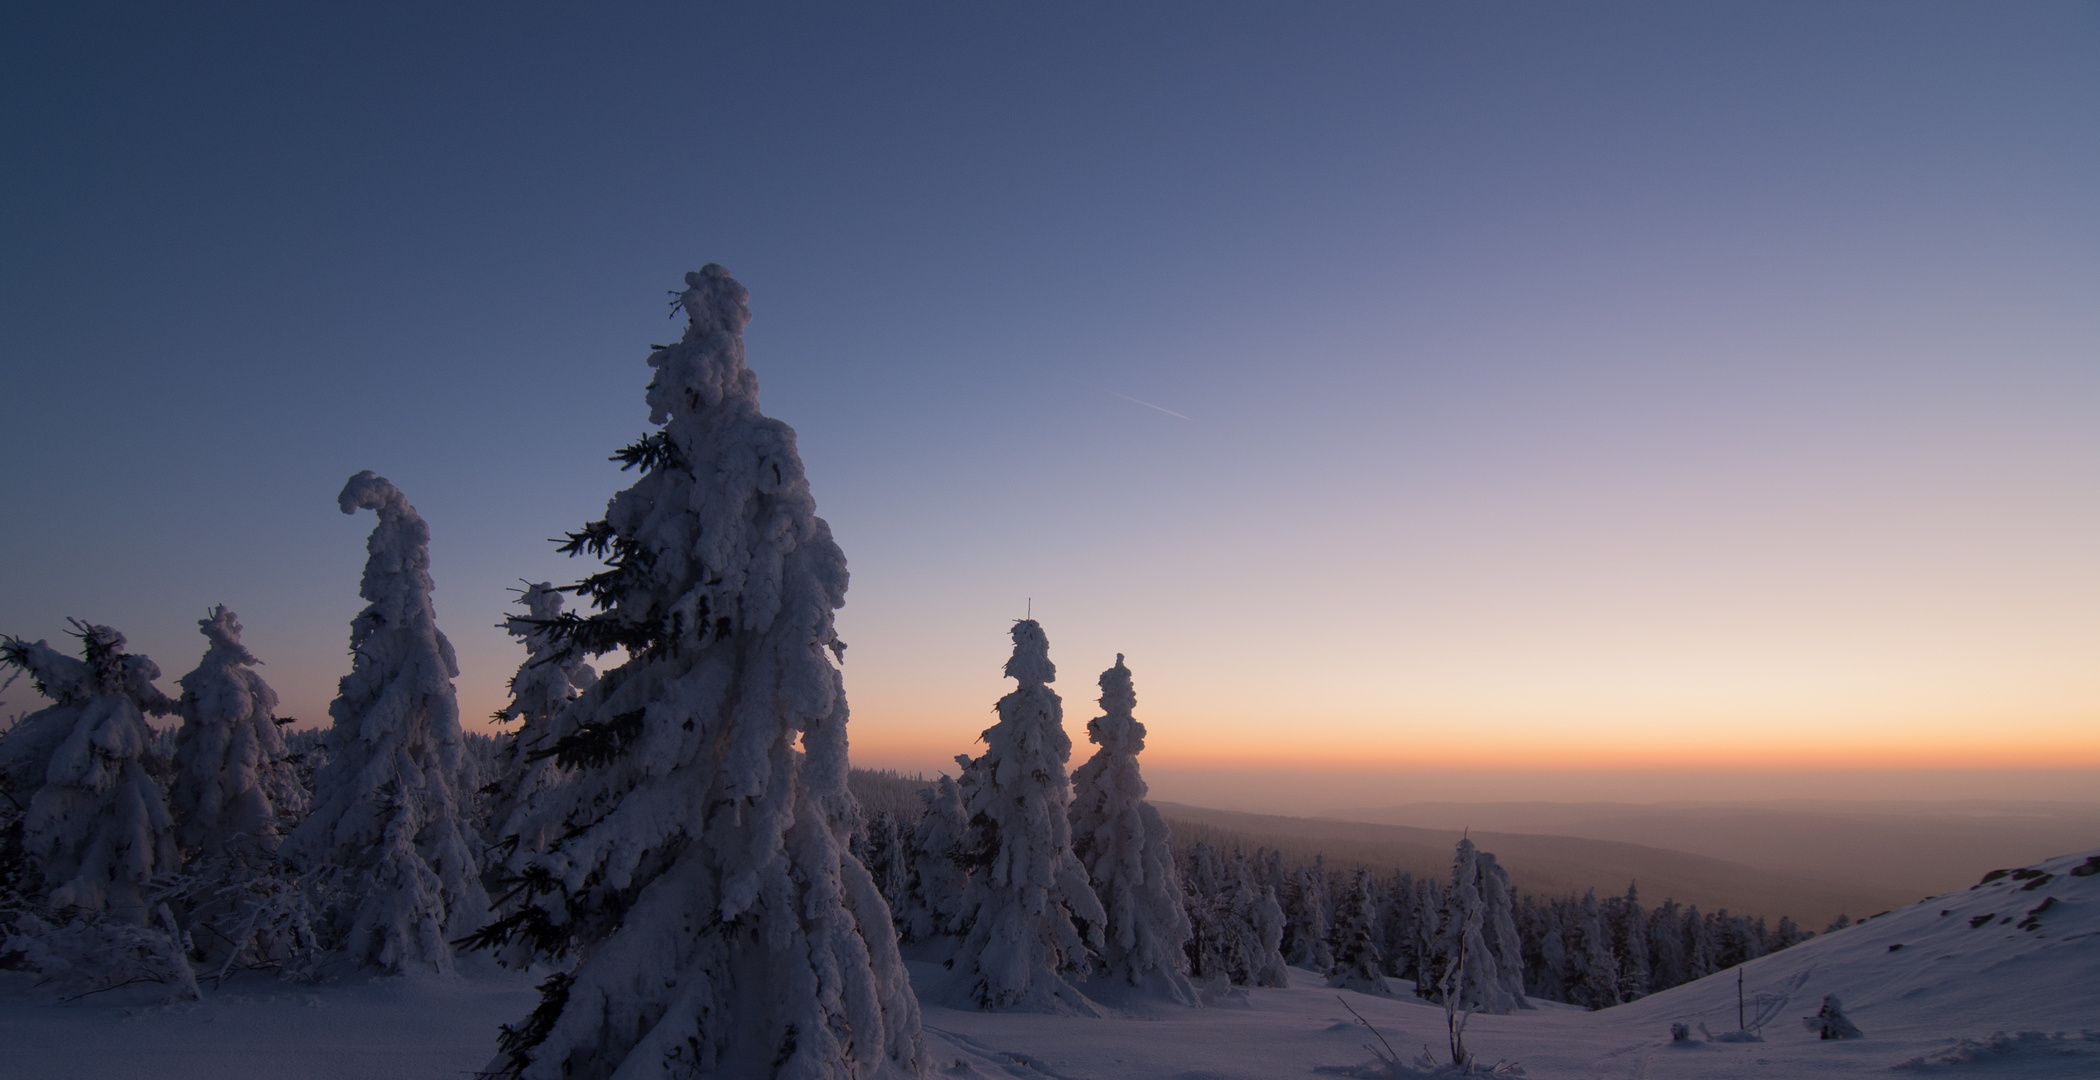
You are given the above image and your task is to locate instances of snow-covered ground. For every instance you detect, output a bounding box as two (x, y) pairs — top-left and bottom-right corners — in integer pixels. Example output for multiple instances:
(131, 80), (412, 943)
(7, 849), (2094, 1079)
(0, 955), (540, 1080)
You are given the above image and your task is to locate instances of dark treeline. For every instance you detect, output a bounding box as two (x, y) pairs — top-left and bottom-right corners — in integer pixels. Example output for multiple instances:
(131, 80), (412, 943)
(847, 768), (1816, 1010)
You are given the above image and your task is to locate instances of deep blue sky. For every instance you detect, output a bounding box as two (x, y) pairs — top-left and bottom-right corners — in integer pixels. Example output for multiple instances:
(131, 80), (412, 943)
(3, 3), (2096, 800)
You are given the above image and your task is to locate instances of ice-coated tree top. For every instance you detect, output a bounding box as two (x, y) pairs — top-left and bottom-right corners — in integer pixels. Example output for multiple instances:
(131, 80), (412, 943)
(647, 264), (758, 422)
(193, 605), (260, 669)
(1, 637), (92, 707)
(1088, 653), (1143, 756)
(1004, 619), (1055, 687)
(338, 471), (457, 672)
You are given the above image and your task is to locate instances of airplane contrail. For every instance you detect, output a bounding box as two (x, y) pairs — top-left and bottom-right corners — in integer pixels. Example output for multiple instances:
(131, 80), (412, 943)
(1101, 388), (1193, 422)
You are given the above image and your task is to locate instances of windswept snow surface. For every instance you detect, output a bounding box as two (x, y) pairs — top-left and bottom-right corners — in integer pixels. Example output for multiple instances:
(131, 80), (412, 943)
(5, 849), (2096, 1078)
(922, 847), (2100, 1079)
(0, 962), (540, 1080)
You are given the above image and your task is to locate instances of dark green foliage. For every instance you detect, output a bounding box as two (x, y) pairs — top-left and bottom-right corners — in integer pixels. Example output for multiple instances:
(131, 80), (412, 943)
(521, 610), (660, 659)
(0, 638), (35, 695)
(553, 521), (617, 560)
(610, 431), (685, 475)
(528, 709), (645, 770)
(493, 972), (574, 1078)
(458, 866), (572, 955)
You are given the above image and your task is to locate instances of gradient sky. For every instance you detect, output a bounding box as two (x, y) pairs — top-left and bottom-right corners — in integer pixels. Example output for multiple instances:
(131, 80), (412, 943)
(3, 3), (2095, 805)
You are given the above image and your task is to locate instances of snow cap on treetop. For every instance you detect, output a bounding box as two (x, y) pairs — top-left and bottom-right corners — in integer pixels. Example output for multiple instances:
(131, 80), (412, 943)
(197, 604), (258, 665)
(1088, 653), (1145, 757)
(648, 263), (758, 423)
(77, 622), (129, 688)
(1004, 618), (1055, 686)
(1098, 653), (1135, 718)
(338, 469), (412, 519)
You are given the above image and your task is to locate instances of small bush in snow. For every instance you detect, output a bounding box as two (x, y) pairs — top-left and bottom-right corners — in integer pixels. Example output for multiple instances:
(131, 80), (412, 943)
(1804, 993), (1863, 1039)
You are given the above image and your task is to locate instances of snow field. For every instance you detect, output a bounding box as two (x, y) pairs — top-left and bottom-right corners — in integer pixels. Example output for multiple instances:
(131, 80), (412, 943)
(11, 847), (2083, 1079)
(916, 847), (2100, 1079)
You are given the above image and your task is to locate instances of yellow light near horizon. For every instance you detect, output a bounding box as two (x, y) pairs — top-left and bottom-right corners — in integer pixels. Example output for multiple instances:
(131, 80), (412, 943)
(842, 693), (2100, 774)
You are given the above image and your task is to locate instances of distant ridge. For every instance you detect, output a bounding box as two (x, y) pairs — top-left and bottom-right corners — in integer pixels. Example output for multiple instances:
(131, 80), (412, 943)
(1321, 799), (2100, 901)
(1153, 800), (1916, 928)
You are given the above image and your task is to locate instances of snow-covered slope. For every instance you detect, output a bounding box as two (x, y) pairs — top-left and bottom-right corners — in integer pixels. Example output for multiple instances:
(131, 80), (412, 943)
(3, 850), (2094, 1078)
(918, 847), (2100, 1079)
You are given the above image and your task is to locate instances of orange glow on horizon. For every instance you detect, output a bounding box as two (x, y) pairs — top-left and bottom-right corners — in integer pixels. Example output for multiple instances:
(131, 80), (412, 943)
(846, 723), (2100, 773)
(841, 691), (2100, 775)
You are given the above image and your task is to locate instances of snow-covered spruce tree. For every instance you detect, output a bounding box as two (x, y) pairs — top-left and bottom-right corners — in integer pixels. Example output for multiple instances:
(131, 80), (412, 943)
(1436, 839), (1516, 1014)
(1475, 847), (1529, 1008)
(902, 775), (970, 945)
(1572, 888), (1619, 1009)
(283, 471), (489, 973)
(1326, 869), (1390, 994)
(1373, 870), (1412, 984)
(157, 606), (327, 980)
(1227, 849), (1290, 987)
(1067, 654), (1194, 1003)
(171, 606), (302, 862)
(1646, 898), (1688, 990)
(952, 619), (1106, 1013)
(1685, 904), (1716, 980)
(1282, 864), (1334, 973)
(1533, 920), (1569, 1002)
(1410, 875), (1444, 999)
(855, 810), (911, 936)
(487, 582), (596, 851)
(1181, 842), (1229, 981)
(0, 624), (179, 924)
(1611, 882), (1651, 1000)
(471, 266), (924, 1079)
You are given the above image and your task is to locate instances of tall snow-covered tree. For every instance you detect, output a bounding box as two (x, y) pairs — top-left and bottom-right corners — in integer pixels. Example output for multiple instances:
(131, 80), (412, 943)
(486, 582), (596, 850)
(1475, 847), (1529, 1008)
(284, 471), (488, 973)
(1068, 654), (1193, 1003)
(1685, 904), (1717, 980)
(1181, 842), (1230, 981)
(1410, 876), (1444, 999)
(1533, 920), (1569, 1002)
(1572, 888), (1620, 1009)
(1282, 864), (1334, 973)
(854, 810), (910, 935)
(902, 774), (970, 944)
(1183, 845), (1287, 989)
(1374, 870), (1415, 984)
(171, 606), (301, 861)
(0, 624), (178, 923)
(1228, 850), (1290, 988)
(952, 619), (1106, 1012)
(473, 266), (924, 1079)
(1647, 898), (1688, 990)
(1327, 869), (1391, 994)
(1437, 839), (1517, 1014)
(1611, 882), (1651, 1000)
